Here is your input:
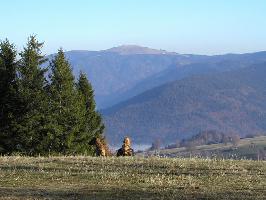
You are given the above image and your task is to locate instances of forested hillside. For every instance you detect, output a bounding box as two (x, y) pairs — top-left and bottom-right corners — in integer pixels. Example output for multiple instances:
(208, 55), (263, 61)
(103, 63), (266, 144)
(55, 48), (266, 108)
(63, 48), (197, 108)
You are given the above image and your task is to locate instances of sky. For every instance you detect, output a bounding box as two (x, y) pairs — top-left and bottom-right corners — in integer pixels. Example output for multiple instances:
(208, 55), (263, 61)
(1, 0), (266, 55)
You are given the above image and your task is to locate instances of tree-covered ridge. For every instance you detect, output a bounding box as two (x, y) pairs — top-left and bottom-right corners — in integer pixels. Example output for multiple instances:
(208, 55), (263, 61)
(61, 49), (266, 109)
(0, 36), (104, 155)
(103, 63), (266, 144)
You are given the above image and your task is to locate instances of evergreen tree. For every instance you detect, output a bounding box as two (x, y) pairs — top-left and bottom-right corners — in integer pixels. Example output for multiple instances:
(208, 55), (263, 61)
(0, 36), (106, 155)
(0, 39), (19, 153)
(48, 48), (85, 154)
(16, 35), (48, 154)
(77, 72), (105, 154)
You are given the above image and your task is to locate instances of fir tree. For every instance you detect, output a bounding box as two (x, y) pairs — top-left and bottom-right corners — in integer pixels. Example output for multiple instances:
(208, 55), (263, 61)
(77, 72), (104, 137)
(16, 35), (48, 154)
(0, 39), (19, 153)
(48, 48), (86, 154)
(77, 72), (105, 154)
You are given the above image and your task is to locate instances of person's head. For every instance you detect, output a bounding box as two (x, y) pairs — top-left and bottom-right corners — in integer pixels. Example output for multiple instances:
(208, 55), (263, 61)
(123, 137), (131, 146)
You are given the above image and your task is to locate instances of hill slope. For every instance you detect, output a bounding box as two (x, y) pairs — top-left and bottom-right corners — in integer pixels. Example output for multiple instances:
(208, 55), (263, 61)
(155, 136), (266, 160)
(104, 45), (178, 55)
(101, 51), (266, 108)
(60, 49), (266, 109)
(103, 63), (266, 145)
(62, 48), (200, 108)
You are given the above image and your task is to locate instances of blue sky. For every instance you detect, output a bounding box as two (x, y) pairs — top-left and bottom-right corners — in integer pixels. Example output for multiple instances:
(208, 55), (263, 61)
(1, 0), (266, 55)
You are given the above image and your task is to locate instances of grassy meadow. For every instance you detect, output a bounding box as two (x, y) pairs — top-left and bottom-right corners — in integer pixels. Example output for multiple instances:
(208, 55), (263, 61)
(150, 136), (266, 160)
(0, 156), (265, 199)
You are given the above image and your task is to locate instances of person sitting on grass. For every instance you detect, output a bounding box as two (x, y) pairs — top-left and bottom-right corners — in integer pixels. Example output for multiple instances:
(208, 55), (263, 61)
(117, 137), (134, 156)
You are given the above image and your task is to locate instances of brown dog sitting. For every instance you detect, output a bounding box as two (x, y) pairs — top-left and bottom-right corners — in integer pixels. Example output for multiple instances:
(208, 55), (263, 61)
(89, 137), (112, 157)
(117, 137), (134, 156)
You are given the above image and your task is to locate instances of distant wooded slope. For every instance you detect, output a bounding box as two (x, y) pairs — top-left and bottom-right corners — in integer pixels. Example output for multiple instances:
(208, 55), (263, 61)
(103, 63), (266, 144)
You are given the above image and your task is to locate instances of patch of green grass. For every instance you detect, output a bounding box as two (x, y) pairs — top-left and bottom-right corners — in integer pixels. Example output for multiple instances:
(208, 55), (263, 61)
(0, 156), (265, 199)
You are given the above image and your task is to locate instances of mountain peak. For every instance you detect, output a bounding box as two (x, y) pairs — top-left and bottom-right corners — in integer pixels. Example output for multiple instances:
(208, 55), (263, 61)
(104, 45), (177, 55)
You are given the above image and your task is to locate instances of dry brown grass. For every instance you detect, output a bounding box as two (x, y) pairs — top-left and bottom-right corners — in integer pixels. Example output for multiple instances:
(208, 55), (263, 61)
(0, 156), (265, 199)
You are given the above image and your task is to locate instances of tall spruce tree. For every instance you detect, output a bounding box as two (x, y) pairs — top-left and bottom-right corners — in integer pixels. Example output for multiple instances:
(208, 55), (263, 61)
(77, 72), (104, 137)
(77, 72), (105, 154)
(16, 35), (48, 154)
(48, 48), (86, 154)
(0, 39), (19, 153)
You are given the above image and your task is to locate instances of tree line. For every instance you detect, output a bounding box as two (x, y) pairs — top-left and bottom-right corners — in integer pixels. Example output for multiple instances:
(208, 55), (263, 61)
(0, 36), (104, 156)
(163, 130), (242, 150)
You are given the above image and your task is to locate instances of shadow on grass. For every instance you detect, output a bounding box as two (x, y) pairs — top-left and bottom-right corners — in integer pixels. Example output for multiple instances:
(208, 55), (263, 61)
(0, 186), (264, 200)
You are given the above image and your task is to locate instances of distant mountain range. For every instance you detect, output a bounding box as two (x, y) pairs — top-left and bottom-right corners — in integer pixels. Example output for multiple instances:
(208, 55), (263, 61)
(104, 45), (178, 55)
(62, 47), (198, 108)
(57, 46), (266, 109)
(48, 46), (266, 145)
(102, 63), (266, 145)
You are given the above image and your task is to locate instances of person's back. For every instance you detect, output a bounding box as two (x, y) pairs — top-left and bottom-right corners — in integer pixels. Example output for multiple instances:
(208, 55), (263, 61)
(117, 137), (134, 156)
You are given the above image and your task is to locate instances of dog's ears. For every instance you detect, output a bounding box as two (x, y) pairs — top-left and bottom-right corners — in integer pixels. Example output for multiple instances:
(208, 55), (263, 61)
(88, 137), (97, 145)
